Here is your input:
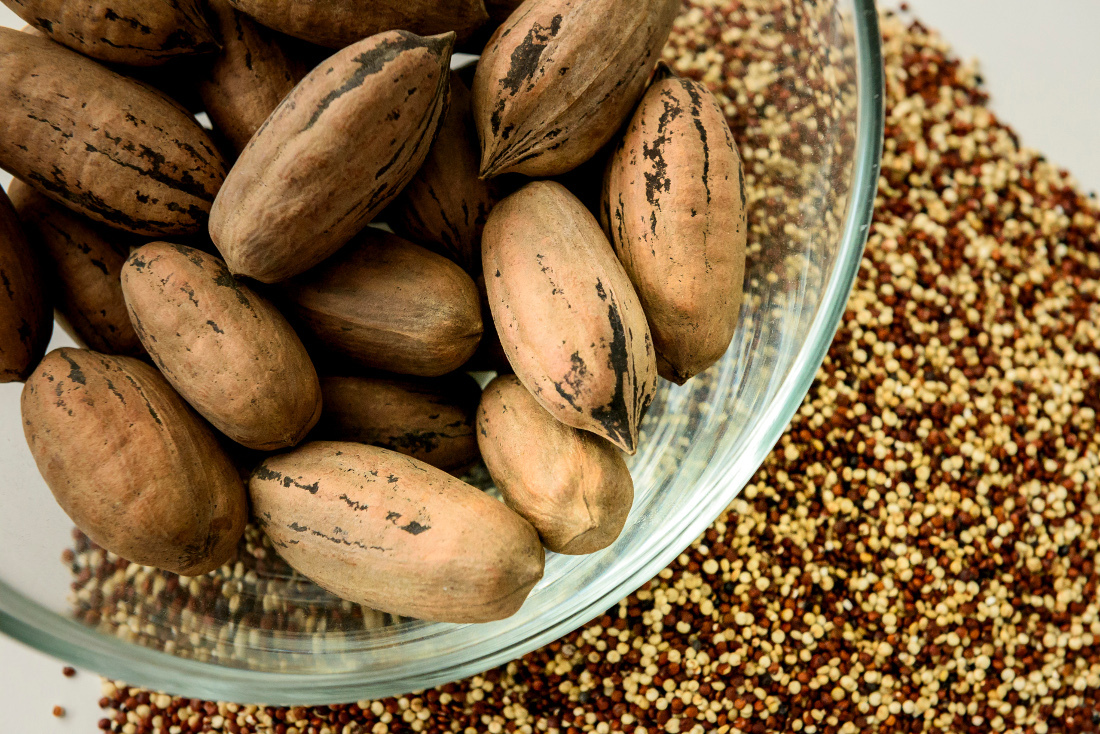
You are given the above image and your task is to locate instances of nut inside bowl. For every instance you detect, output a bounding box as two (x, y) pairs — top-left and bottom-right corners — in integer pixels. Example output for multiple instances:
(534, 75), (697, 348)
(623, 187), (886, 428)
(0, 0), (883, 704)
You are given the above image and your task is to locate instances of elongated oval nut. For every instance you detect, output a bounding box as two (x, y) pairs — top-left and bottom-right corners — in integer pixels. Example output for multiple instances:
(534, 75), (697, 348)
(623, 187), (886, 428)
(209, 30), (453, 283)
(317, 374), (481, 474)
(478, 375), (633, 554)
(472, 0), (679, 178)
(8, 180), (141, 357)
(0, 29), (227, 236)
(251, 441), (545, 622)
(225, 0), (488, 48)
(283, 229), (483, 377)
(482, 181), (656, 453)
(386, 72), (496, 274)
(1, 0), (217, 66)
(121, 243), (322, 450)
(199, 0), (300, 153)
(0, 185), (51, 382)
(21, 349), (247, 575)
(601, 65), (748, 384)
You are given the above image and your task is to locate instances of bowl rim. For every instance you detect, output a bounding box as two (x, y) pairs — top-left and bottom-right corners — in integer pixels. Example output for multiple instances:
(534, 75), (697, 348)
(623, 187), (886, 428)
(0, 0), (885, 705)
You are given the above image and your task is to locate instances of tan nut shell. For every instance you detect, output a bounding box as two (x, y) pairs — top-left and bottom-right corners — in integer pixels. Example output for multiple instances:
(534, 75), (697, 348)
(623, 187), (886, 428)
(251, 441), (544, 622)
(283, 229), (482, 378)
(8, 179), (141, 357)
(199, 0), (300, 153)
(482, 181), (656, 454)
(0, 29), (226, 236)
(209, 30), (453, 283)
(601, 66), (748, 384)
(386, 72), (495, 274)
(478, 375), (633, 554)
(21, 348), (247, 575)
(472, 0), (678, 178)
(0, 185), (51, 382)
(317, 374), (481, 474)
(121, 243), (322, 450)
(224, 0), (488, 48)
(1, 0), (217, 66)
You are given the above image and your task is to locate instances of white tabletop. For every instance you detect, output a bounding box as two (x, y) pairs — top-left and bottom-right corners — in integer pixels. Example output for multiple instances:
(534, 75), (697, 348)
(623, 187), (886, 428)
(2, 1), (1099, 727)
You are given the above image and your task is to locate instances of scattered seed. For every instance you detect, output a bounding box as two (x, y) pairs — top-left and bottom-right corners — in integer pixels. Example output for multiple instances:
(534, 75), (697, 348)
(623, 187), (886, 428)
(82, 4), (1100, 734)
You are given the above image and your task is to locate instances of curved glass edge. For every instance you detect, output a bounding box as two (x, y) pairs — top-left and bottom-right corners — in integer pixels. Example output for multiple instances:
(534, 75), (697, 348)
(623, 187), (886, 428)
(0, 0), (886, 704)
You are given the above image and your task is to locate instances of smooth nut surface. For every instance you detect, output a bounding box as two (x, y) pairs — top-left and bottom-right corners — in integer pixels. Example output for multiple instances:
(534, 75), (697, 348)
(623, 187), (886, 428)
(482, 181), (657, 453)
(2, 0), (218, 66)
(21, 348), (247, 575)
(317, 374), (481, 474)
(122, 243), (322, 450)
(472, 0), (678, 177)
(601, 64), (748, 384)
(478, 375), (633, 554)
(209, 30), (453, 282)
(251, 441), (545, 622)
(0, 29), (226, 236)
(283, 229), (483, 377)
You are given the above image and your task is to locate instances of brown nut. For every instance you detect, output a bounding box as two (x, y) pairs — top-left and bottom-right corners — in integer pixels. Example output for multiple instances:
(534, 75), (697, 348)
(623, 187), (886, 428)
(198, 0), (300, 153)
(21, 348), (247, 575)
(251, 441), (545, 622)
(316, 373), (482, 475)
(0, 29), (226, 236)
(8, 179), (141, 357)
(478, 375), (633, 555)
(121, 243), (322, 450)
(0, 184), (51, 382)
(224, 0), (488, 48)
(472, 0), (678, 178)
(282, 229), (483, 378)
(482, 181), (657, 454)
(1, 0), (217, 66)
(601, 64), (748, 384)
(209, 30), (453, 283)
(386, 71), (496, 275)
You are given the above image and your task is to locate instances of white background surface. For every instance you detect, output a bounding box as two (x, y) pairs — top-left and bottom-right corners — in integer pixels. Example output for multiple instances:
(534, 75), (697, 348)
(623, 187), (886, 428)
(2, 1), (1100, 729)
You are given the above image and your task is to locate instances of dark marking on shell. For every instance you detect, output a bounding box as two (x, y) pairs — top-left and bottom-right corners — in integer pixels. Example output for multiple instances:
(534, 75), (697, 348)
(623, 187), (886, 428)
(490, 14), (562, 137)
(641, 88), (682, 210)
(551, 351), (588, 414)
(587, 294), (637, 452)
(59, 351), (86, 385)
(253, 464), (320, 494)
(302, 32), (448, 133)
(683, 80), (712, 205)
(400, 520), (430, 535)
(338, 493), (369, 511)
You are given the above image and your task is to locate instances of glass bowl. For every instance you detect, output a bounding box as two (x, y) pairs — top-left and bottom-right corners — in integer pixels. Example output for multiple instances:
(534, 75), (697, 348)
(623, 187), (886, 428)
(0, 0), (883, 705)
